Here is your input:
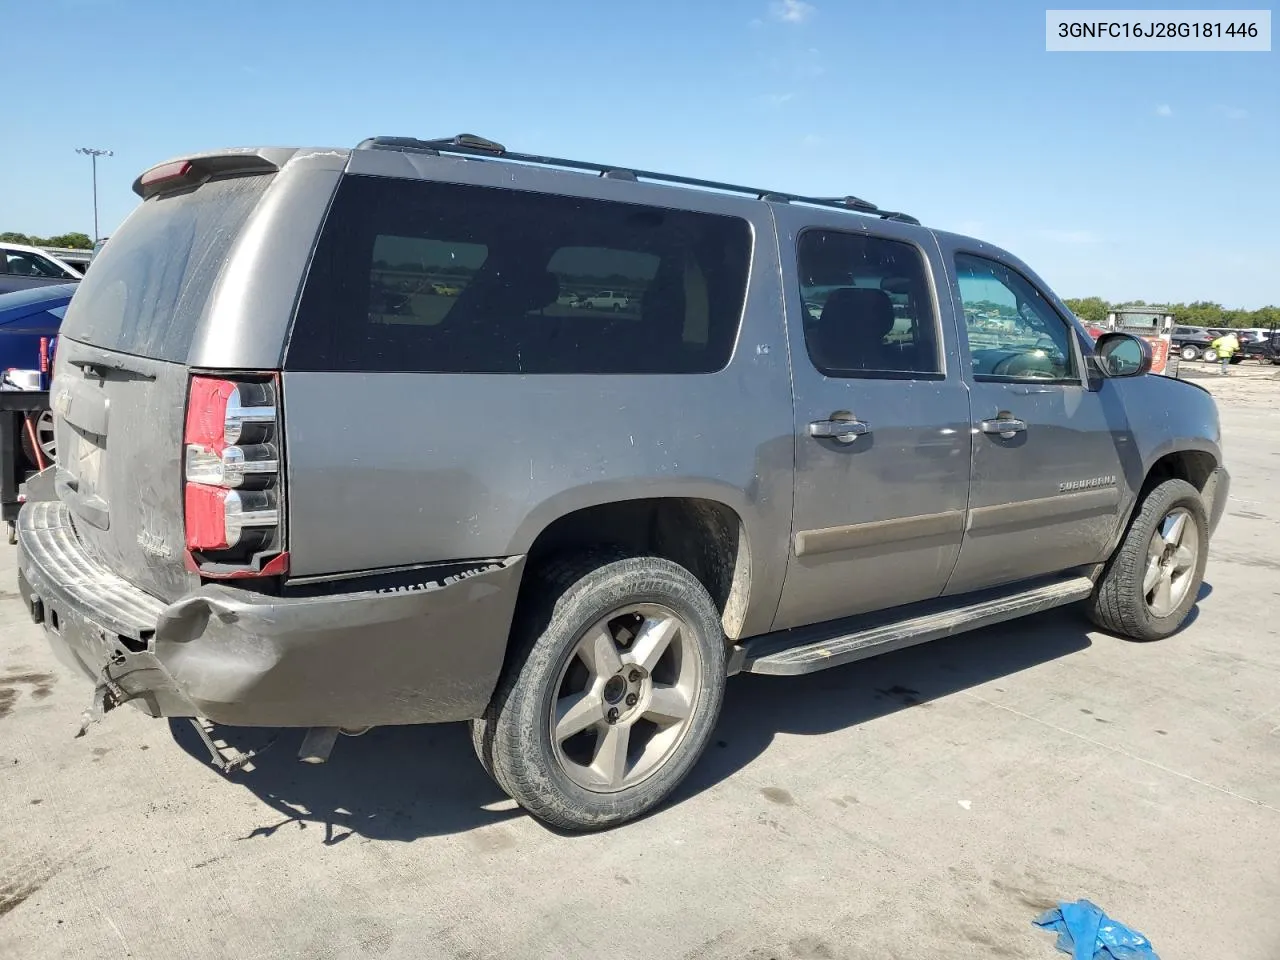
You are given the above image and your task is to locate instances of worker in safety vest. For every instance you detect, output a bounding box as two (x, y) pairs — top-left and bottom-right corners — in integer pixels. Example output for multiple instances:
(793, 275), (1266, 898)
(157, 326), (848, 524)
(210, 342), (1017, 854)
(1209, 331), (1240, 375)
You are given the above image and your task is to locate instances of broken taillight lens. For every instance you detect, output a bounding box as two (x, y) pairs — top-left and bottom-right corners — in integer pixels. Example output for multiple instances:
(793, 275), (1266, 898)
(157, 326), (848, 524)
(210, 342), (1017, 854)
(183, 374), (286, 576)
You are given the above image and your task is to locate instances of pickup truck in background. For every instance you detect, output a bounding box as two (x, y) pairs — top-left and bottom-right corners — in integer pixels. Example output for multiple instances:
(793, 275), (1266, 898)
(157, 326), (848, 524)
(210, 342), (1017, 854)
(1237, 330), (1280, 365)
(1169, 325), (1215, 361)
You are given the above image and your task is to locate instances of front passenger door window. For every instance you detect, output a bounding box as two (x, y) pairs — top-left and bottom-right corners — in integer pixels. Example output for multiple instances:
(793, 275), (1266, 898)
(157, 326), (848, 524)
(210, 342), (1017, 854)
(955, 254), (1078, 382)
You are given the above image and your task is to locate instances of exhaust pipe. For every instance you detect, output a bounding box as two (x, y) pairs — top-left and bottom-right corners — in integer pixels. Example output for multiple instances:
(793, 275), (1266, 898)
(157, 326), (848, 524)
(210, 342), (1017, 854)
(298, 726), (340, 764)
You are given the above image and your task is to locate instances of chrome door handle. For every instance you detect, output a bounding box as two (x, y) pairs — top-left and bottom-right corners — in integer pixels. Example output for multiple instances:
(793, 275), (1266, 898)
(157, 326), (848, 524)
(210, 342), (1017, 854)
(808, 418), (870, 443)
(980, 417), (1027, 438)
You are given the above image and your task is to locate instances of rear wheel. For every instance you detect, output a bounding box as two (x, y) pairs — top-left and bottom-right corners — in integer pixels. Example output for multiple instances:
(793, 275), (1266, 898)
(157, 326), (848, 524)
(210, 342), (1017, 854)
(1086, 478), (1208, 641)
(1202, 347), (1218, 363)
(474, 553), (726, 831)
(1180, 344), (1201, 361)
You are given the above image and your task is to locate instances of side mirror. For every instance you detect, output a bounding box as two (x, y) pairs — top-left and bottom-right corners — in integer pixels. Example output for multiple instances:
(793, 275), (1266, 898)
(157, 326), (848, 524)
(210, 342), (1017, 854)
(1095, 332), (1152, 378)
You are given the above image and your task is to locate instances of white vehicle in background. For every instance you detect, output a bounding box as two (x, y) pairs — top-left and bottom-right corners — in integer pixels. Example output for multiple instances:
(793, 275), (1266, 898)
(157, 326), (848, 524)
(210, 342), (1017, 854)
(1237, 327), (1274, 345)
(0, 242), (83, 295)
(575, 290), (631, 311)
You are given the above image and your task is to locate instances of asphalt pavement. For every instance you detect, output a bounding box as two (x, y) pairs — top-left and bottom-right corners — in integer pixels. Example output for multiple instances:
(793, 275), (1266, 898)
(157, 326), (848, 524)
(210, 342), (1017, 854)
(1, 363), (1277, 960)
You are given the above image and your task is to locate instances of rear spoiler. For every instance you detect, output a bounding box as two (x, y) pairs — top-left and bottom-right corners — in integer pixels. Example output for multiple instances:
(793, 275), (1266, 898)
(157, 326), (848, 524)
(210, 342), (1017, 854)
(132, 149), (297, 200)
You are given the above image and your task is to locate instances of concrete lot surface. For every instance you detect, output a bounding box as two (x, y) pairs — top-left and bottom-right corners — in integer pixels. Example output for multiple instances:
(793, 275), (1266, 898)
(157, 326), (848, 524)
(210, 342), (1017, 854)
(2, 364), (1278, 960)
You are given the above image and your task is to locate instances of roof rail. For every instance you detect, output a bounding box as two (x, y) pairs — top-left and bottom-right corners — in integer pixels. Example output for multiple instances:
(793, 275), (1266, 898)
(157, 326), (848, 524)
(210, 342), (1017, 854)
(354, 134), (920, 225)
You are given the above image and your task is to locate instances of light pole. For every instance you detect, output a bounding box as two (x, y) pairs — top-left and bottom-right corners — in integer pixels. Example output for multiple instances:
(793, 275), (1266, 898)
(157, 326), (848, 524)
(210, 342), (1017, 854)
(75, 147), (113, 242)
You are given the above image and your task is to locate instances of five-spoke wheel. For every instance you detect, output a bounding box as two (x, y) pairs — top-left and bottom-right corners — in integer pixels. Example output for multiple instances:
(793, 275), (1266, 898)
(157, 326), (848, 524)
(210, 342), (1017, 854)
(1088, 478), (1209, 640)
(473, 554), (726, 831)
(551, 603), (702, 794)
(1143, 508), (1199, 618)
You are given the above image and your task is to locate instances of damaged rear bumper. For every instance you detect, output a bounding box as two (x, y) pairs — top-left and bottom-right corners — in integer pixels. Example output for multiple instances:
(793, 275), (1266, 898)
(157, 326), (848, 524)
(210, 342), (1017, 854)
(16, 500), (524, 727)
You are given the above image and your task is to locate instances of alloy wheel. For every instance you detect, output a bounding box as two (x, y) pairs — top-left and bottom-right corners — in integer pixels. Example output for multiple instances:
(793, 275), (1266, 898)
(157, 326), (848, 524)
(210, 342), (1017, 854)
(550, 603), (703, 793)
(1144, 508), (1199, 618)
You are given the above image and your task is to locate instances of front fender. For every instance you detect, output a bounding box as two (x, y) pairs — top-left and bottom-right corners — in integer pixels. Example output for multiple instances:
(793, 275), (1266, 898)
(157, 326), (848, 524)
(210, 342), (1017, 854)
(1102, 373), (1225, 551)
(1132, 375), (1222, 473)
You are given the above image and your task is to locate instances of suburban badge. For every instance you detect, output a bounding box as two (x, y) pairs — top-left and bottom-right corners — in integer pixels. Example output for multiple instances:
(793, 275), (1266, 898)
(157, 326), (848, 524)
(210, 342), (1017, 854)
(1059, 475), (1117, 492)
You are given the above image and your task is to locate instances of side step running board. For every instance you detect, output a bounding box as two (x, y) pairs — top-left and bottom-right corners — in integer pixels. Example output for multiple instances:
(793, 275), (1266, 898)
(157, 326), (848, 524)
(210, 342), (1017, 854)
(734, 575), (1095, 677)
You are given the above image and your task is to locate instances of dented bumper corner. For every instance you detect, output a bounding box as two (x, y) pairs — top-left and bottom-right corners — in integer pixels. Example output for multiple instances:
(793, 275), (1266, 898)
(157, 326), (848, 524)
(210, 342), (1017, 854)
(16, 500), (524, 728)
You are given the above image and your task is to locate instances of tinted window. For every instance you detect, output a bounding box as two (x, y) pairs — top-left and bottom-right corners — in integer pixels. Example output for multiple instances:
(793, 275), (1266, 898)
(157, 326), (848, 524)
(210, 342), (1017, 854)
(288, 176), (752, 374)
(955, 253), (1078, 382)
(59, 175), (272, 362)
(796, 230), (941, 378)
(369, 235), (487, 327)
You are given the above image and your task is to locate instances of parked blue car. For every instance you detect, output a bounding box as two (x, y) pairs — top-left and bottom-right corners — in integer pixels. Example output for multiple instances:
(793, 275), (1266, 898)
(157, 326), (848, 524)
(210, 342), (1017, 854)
(0, 283), (74, 374)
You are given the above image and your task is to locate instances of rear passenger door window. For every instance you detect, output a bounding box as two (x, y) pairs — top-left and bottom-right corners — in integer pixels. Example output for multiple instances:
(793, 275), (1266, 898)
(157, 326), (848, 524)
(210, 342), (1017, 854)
(289, 177), (752, 374)
(955, 254), (1079, 382)
(796, 230), (942, 378)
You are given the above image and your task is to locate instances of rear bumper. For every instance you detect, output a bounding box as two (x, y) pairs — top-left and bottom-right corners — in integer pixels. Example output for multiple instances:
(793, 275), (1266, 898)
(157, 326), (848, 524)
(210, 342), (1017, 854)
(16, 500), (524, 727)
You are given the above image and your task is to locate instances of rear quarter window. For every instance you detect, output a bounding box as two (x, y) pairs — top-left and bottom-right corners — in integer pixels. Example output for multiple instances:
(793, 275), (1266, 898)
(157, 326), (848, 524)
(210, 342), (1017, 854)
(59, 174), (272, 362)
(286, 176), (752, 374)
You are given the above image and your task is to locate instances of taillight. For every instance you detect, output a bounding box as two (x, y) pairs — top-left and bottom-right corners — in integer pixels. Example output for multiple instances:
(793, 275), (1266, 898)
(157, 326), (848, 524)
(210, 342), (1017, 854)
(183, 374), (287, 578)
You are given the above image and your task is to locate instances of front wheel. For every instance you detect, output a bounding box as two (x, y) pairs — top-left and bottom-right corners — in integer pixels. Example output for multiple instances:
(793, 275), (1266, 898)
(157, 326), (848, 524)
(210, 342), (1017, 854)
(1086, 478), (1208, 641)
(1180, 344), (1201, 361)
(475, 554), (727, 830)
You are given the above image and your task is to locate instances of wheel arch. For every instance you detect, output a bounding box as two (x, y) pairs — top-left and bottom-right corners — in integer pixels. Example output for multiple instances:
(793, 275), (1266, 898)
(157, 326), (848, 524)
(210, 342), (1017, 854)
(510, 490), (757, 642)
(1141, 448), (1219, 497)
(1104, 445), (1223, 561)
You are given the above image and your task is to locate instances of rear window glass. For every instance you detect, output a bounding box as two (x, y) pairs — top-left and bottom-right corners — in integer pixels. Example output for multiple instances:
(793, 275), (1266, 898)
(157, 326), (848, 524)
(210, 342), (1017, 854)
(59, 174), (272, 362)
(287, 176), (752, 374)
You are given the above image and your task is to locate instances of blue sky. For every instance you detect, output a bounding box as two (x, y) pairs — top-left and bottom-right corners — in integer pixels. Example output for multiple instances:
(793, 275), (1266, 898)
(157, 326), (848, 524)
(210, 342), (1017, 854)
(3, 0), (1276, 306)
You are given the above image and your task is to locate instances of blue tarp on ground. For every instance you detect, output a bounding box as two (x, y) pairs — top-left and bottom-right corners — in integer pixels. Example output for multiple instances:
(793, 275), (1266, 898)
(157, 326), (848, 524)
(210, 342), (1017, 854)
(1034, 899), (1159, 959)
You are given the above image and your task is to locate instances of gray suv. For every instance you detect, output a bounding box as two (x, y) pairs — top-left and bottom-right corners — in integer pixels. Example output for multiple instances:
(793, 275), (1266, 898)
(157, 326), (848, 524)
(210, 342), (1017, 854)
(16, 135), (1229, 830)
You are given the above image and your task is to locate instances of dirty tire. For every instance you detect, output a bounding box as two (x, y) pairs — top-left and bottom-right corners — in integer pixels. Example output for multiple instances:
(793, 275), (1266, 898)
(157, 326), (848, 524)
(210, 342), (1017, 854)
(475, 552), (726, 831)
(1087, 478), (1208, 641)
(468, 712), (503, 790)
(469, 547), (629, 796)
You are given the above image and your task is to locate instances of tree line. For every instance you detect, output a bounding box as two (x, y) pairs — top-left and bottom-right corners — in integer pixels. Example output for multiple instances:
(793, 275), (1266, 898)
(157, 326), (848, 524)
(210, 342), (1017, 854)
(1, 231), (93, 249)
(1064, 296), (1280, 330)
